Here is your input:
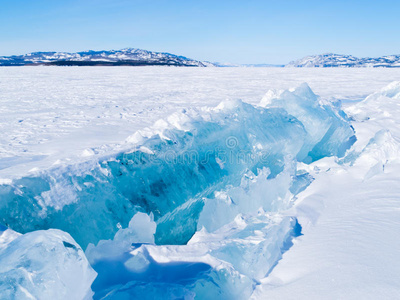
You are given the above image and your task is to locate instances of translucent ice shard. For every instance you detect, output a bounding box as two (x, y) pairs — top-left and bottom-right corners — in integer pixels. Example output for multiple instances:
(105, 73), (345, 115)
(0, 227), (96, 299)
(260, 83), (356, 163)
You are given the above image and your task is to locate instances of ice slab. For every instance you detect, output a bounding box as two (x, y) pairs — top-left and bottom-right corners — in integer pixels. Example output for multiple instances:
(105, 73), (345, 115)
(0, 228), (96, 300)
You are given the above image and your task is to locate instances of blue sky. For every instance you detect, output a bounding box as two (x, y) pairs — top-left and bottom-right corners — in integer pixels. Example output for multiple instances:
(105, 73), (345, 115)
(1, 0), (399, 64)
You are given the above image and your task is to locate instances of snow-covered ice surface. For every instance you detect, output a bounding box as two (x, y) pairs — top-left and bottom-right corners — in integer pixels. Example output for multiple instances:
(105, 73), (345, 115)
(1, 67), (400, 299)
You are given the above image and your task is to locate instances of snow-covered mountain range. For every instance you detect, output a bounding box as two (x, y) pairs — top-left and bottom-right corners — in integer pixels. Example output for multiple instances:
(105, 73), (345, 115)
(0, 48), (215, 67)
(286, 53), (400, 68)
(2, 50), (400, 68)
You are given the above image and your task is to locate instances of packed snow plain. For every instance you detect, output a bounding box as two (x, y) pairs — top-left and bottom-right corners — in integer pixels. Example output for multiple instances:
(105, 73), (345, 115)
(1, 67), (400, 299)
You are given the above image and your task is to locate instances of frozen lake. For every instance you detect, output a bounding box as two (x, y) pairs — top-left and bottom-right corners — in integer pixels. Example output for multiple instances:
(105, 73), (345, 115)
(1, 66), (400, 299)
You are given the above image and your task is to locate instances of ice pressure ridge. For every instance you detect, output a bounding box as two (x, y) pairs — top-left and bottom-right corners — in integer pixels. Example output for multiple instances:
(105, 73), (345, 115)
(0, 83), (356, 299)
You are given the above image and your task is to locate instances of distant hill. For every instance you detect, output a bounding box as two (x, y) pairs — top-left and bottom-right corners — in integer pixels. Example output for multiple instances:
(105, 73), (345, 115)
(286, 53), (400, 68)
(0, 48), (216, 67)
